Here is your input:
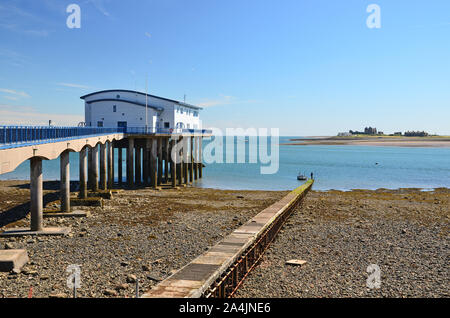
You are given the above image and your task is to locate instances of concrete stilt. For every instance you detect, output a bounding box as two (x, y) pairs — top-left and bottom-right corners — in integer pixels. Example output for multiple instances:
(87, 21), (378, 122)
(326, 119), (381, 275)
(118, 147), (123, 186)
(60, 150), (70, 212)
(170, 139), (177, 188)
(100, 143), (107, 190)
(90, 145), (99, 192)
(199, 136), (203, 179)
(157, 137), (163, 185)
(164, 138), (169, 182)
(189, 136), (194, 183)
(31, 157), (43, 231)
(127, 138), (134, 187)
(135, 145), (142, 185)
(151, 138), (158, 189)
(145, 139), (151, 186)
(143, 141), (149, 185)
(183, 137), (188, 185)
(107, 141), (113, 189)
(194, 136), (199, 180)
(79, 147), (88, 199)
(178, 137), (184, 185)
(1, 157), (70, 237)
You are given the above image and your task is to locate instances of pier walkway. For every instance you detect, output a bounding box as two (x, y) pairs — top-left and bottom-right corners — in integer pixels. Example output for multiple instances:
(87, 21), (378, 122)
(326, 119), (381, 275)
(0, 125), (210, 237)
(142, 179), (314, 298)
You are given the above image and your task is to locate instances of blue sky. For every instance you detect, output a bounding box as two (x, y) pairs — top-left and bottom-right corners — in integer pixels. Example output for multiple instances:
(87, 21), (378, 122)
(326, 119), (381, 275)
(0, 0), (449, 135)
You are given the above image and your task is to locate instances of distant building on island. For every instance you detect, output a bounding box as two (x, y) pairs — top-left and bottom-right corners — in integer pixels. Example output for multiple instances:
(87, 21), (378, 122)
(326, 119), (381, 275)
(80, 89), (203, 131)
(347, 127), (383, 136)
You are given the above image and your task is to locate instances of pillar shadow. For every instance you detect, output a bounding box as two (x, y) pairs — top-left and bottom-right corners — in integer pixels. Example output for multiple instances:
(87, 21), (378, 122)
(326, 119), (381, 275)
(0, 192), (60, 228)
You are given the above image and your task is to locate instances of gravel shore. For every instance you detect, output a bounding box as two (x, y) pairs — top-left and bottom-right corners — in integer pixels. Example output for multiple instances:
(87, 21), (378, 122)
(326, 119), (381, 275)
(1, 181), (448, 298)
(235, 188), (449, 298)
(0, 181), (286, 298)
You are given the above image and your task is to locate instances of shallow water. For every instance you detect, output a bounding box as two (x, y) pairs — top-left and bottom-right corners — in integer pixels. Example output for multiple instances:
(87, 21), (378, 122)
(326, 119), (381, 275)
(1, 136), (449, 191)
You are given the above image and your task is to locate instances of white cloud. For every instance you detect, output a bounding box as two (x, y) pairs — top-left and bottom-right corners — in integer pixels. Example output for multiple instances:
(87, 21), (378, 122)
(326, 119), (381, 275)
(88, 0), (111, 17)
(57, 82), (91, 89)
(0, 88), (30, 98)
(195, 95), (259, 108)
(0, 105), (83, 126)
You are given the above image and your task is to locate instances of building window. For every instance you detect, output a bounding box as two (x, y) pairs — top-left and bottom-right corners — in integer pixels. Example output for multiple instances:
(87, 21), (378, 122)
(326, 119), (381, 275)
(164, 122), (170, 128)
(193, 111), (198, 117)
(113, 105), (117, 112)
(122, 113), (125, 116)
(97, 121), (104, 127)
(116, 94), (120, 99)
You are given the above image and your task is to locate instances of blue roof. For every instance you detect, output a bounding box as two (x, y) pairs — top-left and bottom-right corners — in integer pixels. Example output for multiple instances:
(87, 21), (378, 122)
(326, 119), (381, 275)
(80, 89), (202, 110)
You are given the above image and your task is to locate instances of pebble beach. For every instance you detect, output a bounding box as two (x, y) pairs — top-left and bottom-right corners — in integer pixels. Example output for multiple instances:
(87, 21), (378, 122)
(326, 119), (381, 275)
(0, 181), (448, 298)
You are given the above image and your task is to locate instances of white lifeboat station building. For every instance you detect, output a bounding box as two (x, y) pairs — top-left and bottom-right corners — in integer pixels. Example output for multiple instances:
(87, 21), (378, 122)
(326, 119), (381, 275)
(81, 89), (203, 132)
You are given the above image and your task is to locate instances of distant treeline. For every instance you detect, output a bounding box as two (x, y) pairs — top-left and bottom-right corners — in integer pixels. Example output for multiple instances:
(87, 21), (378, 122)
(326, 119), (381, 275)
(345, 128), (430, 137)
(403, 131), (429, 137)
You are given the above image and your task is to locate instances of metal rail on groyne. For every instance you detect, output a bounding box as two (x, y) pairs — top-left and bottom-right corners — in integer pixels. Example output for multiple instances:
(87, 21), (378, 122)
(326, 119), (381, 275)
(142, 179), (314, 298)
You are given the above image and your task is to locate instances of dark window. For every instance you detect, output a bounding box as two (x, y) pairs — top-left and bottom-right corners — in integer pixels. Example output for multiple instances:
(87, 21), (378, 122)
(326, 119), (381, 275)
(113, 105), (117, 112)
(97, 121), (104, 127)
(116, 94), (120, 99)
(117, 121), (127, 128)
(164, 122), (170, 128)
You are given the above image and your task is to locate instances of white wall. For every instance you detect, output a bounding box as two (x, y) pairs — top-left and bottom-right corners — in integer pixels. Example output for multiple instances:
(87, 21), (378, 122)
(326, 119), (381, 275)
(83, 90), (201, 130)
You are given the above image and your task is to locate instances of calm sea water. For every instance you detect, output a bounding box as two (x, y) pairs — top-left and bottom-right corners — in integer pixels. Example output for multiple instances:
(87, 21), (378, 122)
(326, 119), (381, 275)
(1, 136), (449, 191)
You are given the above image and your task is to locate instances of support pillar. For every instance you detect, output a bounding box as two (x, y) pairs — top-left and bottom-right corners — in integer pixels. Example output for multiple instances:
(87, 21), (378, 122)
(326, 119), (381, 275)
(30, 157), (43, 232)
(146, 139), (152, 186)
(89, 145), (99, 192)
(164, 138), (169, 182)
(118, 147), (123, 186)
(143, 140), (149, 185)
(127, 138), (134, 187)
(170, 139), (177, 188)
(157, 137), (163, 185)
(194, 136), (199, 180)
(199, 136), (203, 178)
(107, 141), (113, 189)
(189, 136), (194, 183)
(60, 150), (70, 212)
(100, 143), (107, 190)
(183, 137), (188, 184)
(151, 138), (158, 189)
(0, 157), (69, 237)
(79, 147), (87, 199)
(135, 144), (141, 185)
(178, 136), (183, 186)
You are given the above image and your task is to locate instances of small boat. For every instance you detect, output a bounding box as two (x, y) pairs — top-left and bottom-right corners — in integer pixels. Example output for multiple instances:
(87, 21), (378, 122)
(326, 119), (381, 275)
(297, 173), (307, 181)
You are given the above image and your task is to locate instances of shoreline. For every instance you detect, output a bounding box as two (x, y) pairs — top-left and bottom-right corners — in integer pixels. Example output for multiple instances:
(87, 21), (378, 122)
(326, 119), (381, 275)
(0, 179), (448, 193)
(281, 136), (450, 148)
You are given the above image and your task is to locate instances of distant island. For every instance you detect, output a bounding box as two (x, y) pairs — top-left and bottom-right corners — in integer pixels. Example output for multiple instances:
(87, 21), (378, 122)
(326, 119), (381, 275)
(284, 127), (450, 147)
(337, 127), (433, 137)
